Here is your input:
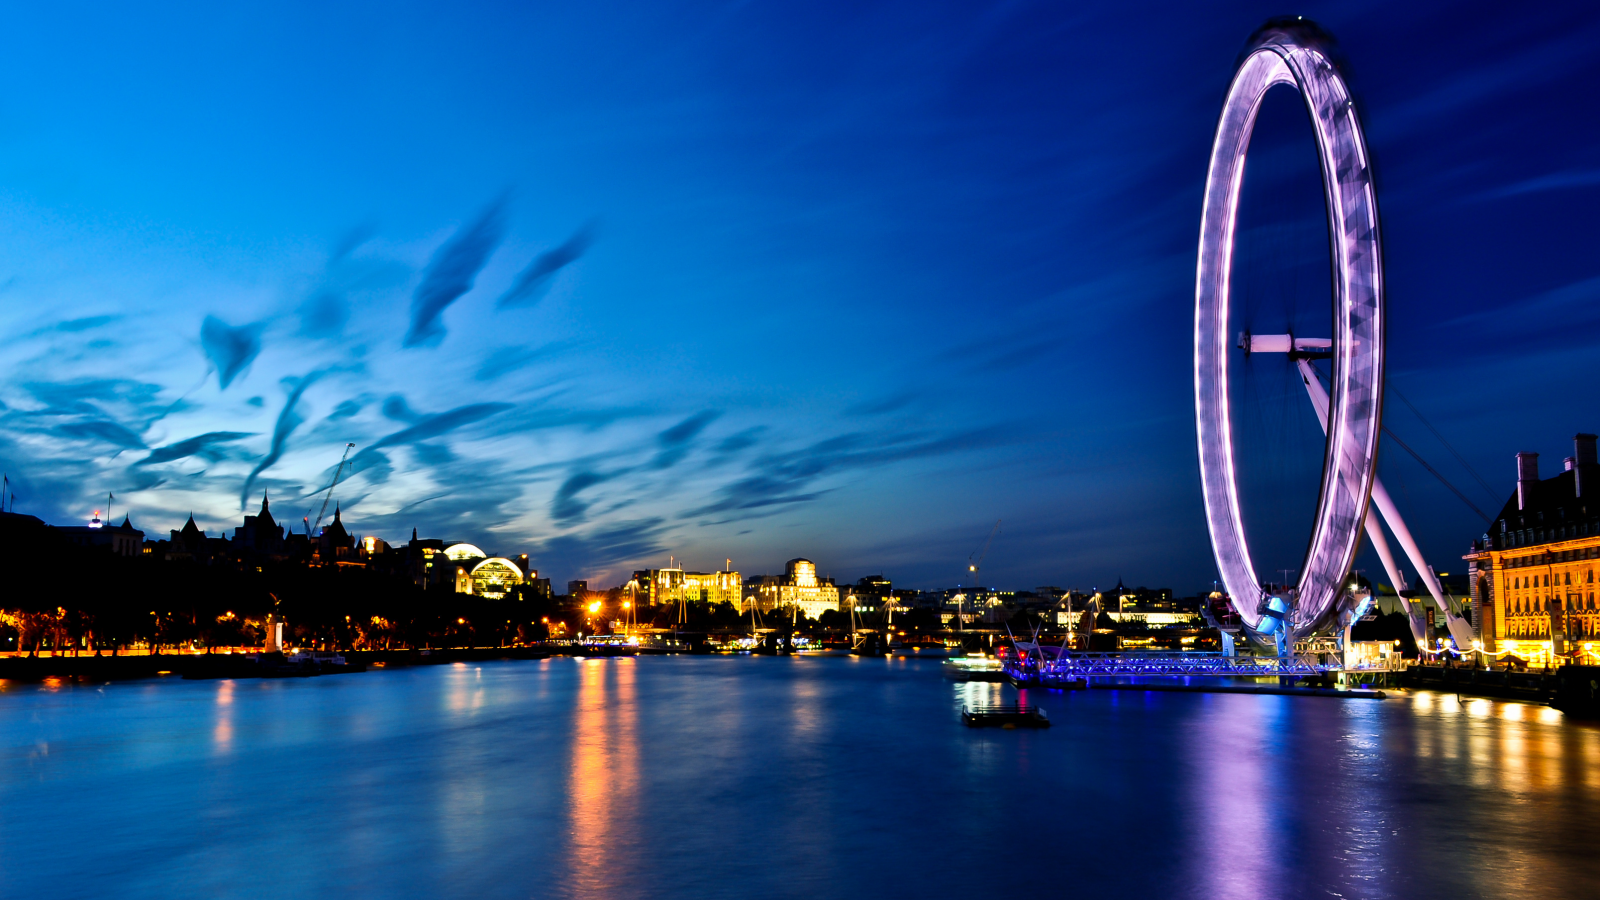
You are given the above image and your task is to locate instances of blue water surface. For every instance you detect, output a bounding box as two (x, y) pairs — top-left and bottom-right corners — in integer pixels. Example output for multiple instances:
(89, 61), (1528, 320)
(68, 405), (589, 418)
(1, 656), (1596, 899)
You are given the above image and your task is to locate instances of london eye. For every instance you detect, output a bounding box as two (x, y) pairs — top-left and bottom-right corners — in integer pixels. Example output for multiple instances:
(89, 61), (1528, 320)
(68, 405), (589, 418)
(1194, 19), (1474, 654)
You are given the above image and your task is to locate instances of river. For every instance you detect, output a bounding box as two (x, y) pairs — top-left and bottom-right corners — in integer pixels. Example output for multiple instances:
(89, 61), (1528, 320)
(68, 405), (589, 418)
(1, 655), (1597, 899)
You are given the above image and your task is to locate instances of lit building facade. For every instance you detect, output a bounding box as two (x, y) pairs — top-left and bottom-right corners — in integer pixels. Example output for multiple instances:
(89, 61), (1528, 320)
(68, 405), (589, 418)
(747, 558), (839, 619)
(633, 567), (741, 608)
(468, 557), (526, 599)
(400, 533), (536, 598)
(1464, 434), (1600, 665)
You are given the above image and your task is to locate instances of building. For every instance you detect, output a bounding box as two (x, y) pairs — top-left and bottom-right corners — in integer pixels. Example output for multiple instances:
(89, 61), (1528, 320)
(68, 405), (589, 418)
(840, 575), (892, 612)
(1104, 580), (1194, 627)
(402, 530), (449, 587)
(317, 506), (357, 564)
(1464, 434), (1600, 665)
(233, 493), (285, 557)
(747, 558), (839, 619)
(466, 557), (527, 599)
(59, 513), (145, 556)
(163, 514), (226, 563)
(634, 567), (742, 608)
(425, 541), (536, 599)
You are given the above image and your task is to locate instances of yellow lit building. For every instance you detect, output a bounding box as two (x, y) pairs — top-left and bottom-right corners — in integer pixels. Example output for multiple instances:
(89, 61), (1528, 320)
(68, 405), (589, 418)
(633, 567), (742, 608)
(748, 558), (840, 619)
(433, 542), (535, 600)
(467, 557), (526, 599)
(1464, 434), (1600, 666)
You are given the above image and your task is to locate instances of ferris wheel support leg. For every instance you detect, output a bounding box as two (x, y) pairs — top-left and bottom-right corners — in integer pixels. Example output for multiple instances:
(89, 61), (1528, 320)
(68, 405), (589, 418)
(1367, 480), (1477, 650)
(1362, 510), (1428, 647)
(1296, 359), (1429, 648)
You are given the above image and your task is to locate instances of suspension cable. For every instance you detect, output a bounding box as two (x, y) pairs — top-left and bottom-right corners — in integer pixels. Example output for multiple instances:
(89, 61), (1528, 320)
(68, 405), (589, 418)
(1388, 382), (1500, 503)
(1382, 426), (1493, 524)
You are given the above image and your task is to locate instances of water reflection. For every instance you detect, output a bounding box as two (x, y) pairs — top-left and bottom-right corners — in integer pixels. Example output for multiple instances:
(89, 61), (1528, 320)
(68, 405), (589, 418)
(212, 678), (234, 752)
(564, 659), (639, 895)
(4, 667), (1600, 898)
(1188, 696), (1281, 899)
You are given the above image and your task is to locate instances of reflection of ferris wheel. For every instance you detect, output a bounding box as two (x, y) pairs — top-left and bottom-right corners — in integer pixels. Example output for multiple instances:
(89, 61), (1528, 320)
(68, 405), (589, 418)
(1194, 19), (1473, 653)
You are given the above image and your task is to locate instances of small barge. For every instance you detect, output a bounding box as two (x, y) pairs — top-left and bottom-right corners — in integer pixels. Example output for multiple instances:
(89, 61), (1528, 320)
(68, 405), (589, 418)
(961, 705), (1050, 728)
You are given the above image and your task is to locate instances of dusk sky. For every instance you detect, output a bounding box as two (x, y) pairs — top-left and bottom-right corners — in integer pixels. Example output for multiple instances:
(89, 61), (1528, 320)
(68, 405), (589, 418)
(0, 1), (1595, 593)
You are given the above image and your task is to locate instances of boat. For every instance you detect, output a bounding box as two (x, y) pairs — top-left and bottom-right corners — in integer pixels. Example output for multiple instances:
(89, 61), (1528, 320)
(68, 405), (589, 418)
(888, 643), (957, 658)
(941, 655), (1006, 681)
(286, 650), (367, 674)
(180, 651), (324, 679)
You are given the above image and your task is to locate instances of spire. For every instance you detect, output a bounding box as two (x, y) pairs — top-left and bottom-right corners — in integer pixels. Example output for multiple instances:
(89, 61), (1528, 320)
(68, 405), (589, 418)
(121, 515), (132, 529)
(261, 492), (270, 514)
(412, 527), (418, 542)
(334, 503), (341, 523)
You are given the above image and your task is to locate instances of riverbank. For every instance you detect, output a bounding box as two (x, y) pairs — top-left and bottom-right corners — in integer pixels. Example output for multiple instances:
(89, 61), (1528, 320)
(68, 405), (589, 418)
(0, 646), (556, 681)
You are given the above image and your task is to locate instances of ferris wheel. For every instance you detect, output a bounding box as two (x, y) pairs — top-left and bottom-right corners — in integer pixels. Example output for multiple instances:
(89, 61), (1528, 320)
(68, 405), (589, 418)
(1193, 19), (1474, 653)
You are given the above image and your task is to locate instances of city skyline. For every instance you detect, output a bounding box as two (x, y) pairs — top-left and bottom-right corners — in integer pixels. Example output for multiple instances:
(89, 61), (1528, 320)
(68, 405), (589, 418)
(0, 1), (1595, 592)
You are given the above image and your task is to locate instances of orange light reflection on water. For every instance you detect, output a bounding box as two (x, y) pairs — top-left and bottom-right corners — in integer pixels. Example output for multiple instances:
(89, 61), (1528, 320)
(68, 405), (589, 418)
(565, 659), (638, 895)
(213, 679), (234, 752)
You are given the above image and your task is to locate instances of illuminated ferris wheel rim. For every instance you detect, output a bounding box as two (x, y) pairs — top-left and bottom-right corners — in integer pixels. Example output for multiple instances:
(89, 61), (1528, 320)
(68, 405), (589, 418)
(1193, 20), (1385, 637)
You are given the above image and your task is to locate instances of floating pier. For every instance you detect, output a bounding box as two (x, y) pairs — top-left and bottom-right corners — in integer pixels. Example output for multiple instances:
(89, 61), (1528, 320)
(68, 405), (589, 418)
(1090, 683), (1386, 699)
(961, 705), (1050, 728)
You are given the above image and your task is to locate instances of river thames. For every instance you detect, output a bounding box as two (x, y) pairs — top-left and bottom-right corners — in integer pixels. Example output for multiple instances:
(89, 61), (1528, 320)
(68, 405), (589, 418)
(2, 656), (1597, 899)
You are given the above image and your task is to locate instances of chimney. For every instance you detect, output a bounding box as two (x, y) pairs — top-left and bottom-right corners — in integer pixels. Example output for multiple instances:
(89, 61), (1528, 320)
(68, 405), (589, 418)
(1517, 452), (1539, 510)
(1576, 434), (1597, 498)
(1566, 457), (1577, 471)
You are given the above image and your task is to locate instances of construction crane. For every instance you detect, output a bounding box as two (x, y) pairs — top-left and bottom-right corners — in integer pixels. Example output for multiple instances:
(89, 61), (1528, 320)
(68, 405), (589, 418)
(968, 519), (1002, 588)
(959, 519), (1001, 629)
(308, 443), (356, 536)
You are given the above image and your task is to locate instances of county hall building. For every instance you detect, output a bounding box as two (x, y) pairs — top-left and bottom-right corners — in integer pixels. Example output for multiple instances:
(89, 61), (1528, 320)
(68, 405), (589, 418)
(1464, 433), (1600, 665)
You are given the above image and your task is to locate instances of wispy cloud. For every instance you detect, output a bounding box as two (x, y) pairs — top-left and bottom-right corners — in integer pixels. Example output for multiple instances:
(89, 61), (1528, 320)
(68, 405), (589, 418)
(404, 198), (507, 348)
(496, 222), (595, 309)
(686, 428), (997, 520)
(240, 372), (322, 509)
(138, 431), (254, 466)
(56, 419), (146, 450)
(551, 468), (621, 523)
(652, 410), (720, 469)
(1478, 168), (1600, 201)
(200, 316), (264, 390)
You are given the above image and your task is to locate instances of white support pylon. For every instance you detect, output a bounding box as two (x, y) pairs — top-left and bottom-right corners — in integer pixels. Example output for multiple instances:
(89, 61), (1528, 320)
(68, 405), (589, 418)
(1290, 354), (1474, 649)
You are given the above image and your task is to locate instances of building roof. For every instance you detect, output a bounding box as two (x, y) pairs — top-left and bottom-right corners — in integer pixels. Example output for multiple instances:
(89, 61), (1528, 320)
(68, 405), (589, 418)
(255, 493), (277, 529)
(1483, 457), (1600, 552)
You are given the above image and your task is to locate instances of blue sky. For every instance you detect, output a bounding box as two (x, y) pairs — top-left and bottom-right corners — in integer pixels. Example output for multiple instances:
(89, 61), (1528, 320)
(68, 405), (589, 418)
(0, 1), (1595, 592)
